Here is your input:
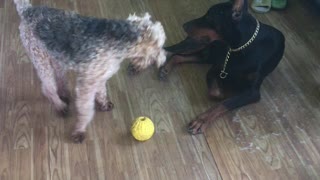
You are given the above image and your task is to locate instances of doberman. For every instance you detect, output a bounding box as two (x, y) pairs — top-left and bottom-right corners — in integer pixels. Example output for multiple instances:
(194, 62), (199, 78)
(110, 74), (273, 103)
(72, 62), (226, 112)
(160, 0), (285, 134)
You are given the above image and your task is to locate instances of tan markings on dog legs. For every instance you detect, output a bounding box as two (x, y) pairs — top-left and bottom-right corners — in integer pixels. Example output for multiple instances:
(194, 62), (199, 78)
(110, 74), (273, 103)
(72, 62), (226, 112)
(208, 79), (225, 100)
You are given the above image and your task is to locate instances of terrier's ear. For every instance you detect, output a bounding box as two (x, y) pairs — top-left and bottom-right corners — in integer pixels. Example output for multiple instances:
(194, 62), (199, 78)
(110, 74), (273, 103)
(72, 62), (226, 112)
(156, 51), (166, 68)
(143, 13), (151, 21)
(128, 12), (150, 22)
(150, 22), (166, 47)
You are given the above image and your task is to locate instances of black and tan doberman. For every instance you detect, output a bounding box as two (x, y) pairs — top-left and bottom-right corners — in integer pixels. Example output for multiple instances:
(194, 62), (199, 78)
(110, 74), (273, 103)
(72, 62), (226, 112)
(160, 0), (285, 134)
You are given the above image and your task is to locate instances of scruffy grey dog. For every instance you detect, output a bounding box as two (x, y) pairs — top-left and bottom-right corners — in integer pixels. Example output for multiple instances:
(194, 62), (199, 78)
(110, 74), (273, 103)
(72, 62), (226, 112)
(14, 0), (166, 143)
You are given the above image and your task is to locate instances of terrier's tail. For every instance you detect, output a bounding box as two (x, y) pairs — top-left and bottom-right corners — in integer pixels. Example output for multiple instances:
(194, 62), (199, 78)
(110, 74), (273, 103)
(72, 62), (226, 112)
(14, 0), (31, 17)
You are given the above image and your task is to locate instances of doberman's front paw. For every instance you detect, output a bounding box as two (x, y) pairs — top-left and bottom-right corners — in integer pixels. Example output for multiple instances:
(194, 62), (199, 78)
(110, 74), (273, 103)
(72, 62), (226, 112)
(187, 118), (209, 135)
(71, 131), (86, 143)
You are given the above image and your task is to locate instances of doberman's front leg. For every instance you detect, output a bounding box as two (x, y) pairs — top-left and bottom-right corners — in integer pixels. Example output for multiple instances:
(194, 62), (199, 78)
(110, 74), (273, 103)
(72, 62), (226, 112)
(188, 88), (261, 134)
(160, 36), (209, 80)
(159, 55), (201, 80)
(188, 105), (227, 134)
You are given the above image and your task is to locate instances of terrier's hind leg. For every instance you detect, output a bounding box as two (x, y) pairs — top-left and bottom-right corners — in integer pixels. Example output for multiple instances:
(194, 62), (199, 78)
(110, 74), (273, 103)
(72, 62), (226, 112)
(20, 29), (68, 115)
(51, 60), (71, 105)
(33, 56), (68, 115)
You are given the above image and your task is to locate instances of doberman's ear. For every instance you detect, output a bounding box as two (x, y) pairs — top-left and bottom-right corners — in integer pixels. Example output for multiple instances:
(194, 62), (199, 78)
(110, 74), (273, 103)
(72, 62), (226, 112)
(231, 0), (247, 21)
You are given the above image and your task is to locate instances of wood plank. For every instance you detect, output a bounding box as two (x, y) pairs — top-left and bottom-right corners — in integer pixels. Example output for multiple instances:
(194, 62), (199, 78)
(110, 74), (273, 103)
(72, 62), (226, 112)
(0, 130), (11, 180)
(33, 127), (49, 180)
(0, 0), (4, 9)
(12, 149), (32, 180)
(68, 144), (90, 180)
(48, 125), (69, 180)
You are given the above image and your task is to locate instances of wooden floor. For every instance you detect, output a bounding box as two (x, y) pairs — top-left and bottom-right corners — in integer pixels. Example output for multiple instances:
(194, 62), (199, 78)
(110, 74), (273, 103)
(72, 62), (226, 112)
(0, 0), (320, 179)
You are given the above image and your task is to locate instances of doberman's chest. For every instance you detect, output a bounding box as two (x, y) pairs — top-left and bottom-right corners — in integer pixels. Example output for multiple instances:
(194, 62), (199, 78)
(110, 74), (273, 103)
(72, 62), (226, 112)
(214, 52), (259, 90)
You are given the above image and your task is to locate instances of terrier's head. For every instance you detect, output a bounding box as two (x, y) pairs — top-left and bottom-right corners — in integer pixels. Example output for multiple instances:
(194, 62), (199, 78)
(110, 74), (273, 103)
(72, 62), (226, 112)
(127, 13), (166, 73)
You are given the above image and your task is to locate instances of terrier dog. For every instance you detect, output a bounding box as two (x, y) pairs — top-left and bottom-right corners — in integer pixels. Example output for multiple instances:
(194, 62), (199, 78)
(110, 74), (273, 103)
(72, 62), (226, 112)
(14, 0), (166, 143)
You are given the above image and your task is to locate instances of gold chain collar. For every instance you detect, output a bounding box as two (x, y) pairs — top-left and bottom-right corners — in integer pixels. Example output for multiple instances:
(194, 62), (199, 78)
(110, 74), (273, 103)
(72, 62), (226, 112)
(219, 19), (260, 79)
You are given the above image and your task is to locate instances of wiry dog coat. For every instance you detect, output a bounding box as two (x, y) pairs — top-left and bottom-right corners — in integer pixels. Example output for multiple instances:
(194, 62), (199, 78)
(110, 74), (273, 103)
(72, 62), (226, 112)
(14, 0), (166, 143)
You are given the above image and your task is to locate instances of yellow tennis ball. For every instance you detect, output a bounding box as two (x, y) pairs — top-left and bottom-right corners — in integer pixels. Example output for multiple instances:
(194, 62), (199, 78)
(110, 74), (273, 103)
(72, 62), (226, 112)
(131, 116), (155, 141)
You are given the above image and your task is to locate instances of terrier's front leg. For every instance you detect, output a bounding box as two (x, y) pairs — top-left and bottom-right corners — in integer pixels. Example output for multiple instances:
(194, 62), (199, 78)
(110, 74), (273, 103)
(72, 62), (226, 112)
(127, 62), (140, 75)
(72, 78), (97, 143)
(127, 57), (144, 75)
(95, 82), (114, 112)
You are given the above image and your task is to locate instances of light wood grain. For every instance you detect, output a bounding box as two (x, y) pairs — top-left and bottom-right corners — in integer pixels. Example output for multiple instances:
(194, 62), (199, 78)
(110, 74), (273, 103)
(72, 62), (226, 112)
(0, 0), (319, 179)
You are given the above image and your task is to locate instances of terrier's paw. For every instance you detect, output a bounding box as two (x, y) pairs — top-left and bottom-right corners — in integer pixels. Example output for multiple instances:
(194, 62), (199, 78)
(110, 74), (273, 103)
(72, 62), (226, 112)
(56, 104), (69, 117)
(96, 101), (114, 112)
(159, 66), (169, 81)
(71, 131), (85, 143)
(60, 96), (71, 106)
(127, 64), (140, 76)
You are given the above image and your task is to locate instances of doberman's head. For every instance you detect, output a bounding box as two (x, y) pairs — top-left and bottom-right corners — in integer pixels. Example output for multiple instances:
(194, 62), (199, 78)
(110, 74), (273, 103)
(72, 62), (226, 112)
(182, 0), (247, 41)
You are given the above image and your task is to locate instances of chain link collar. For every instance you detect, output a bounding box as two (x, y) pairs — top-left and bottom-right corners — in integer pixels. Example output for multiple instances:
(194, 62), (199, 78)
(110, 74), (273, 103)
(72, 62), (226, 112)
(219, 19), (260, 79)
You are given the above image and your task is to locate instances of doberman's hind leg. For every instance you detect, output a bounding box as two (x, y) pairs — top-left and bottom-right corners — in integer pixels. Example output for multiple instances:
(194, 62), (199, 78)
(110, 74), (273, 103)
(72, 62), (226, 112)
(206, 66), (227, 100)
